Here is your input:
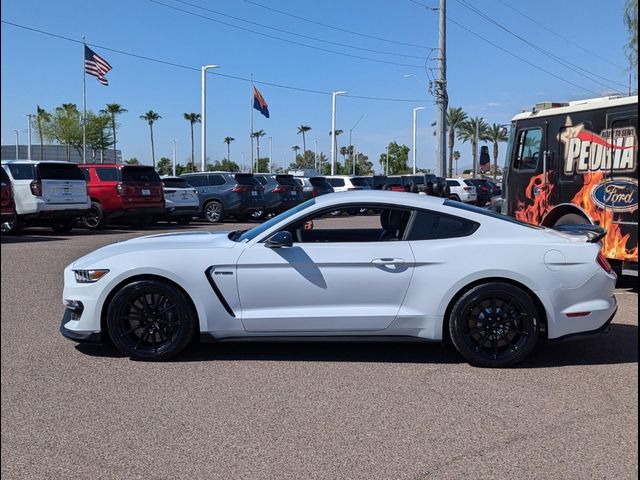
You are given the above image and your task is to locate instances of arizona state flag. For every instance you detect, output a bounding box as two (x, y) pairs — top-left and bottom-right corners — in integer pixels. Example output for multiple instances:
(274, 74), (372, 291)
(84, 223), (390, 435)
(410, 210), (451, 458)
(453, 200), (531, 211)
(253, 86), (269, 118)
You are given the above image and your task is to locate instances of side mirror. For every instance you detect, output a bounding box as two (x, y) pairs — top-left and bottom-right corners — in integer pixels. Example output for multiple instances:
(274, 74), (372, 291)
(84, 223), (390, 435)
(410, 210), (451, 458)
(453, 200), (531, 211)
(265, 231), (293, 248)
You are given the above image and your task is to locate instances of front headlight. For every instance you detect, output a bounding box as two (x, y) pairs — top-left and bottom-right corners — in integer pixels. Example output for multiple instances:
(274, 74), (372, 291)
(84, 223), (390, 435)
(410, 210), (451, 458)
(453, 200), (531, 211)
(73, 269), (110, 283)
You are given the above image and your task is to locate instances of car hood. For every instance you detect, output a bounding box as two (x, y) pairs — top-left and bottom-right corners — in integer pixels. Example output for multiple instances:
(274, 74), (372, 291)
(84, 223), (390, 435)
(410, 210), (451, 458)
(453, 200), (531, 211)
(71, 231), (237, 268)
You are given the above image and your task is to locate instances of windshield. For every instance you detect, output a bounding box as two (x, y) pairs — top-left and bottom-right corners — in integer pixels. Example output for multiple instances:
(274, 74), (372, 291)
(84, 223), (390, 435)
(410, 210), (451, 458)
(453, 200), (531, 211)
(233, 199), (316, 243)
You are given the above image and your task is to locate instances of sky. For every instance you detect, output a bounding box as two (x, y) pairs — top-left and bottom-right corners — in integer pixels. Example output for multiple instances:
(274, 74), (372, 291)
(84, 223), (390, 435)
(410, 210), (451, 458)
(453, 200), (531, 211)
(0, 0), (634, 173)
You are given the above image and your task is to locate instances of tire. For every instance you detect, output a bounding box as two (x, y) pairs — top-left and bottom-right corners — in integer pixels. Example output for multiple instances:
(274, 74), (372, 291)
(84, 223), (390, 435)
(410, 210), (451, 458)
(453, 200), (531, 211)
(449, 194), (461, 202)
(251, 210), (267, 221)
(176, 216), (191, 225)
(553, 213), (589, 226)
(81, 202), (105, 230)
(448, 282), (540, 367)
(203, 200), (223, 223)
(1, 214), (23, 235)
(51, 218), (74, 233)
(106, 279), (197, 361)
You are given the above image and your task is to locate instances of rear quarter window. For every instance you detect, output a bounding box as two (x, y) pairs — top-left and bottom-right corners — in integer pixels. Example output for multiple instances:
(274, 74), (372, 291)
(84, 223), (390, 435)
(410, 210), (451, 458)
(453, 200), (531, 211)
(327, 178), (345, 187)
(7, 164), (35, 180)
(446, 180), (459, 187)
(184, 175), (207, 187)
(122, 167), (161, 182)
(407, 210), (479, 240)
(209, 175), (226, 186)
(235, 174), (260, 186)
(350, 177), (370, 187)
(96, 168), (120, 182)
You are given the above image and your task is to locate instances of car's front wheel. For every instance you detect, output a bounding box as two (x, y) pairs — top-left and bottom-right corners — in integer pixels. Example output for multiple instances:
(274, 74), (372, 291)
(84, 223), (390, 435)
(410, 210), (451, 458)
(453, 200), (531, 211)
(106, 279), (197, 360)
(448, 282), (540, 367)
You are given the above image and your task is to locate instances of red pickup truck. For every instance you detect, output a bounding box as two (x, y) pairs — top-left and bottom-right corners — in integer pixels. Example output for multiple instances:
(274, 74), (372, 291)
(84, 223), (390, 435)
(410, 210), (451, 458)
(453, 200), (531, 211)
(79, 164), (164, 229)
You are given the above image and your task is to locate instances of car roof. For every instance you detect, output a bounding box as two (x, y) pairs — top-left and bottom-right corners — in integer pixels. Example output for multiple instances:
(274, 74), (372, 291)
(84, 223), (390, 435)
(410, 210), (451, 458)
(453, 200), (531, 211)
(1, 160), (79, 166)
(313, 190), (445, 208)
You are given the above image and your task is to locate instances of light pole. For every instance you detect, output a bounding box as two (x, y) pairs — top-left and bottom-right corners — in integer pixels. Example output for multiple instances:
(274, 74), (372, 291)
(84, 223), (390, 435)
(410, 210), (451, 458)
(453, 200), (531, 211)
(26, 114), (34, 160)
(385, 144), (389, 175)
(172, 140), (177, 176)
(330, 91), (347, 175)
(349, 113), (366, 176)
(473, 117), (483, 179)
(14, 130), (20, 160)
(268, 136), (273, 173)
(201, 64), (220, 172)
(412, 107), (425, 174)
(314, 140), (319, 172)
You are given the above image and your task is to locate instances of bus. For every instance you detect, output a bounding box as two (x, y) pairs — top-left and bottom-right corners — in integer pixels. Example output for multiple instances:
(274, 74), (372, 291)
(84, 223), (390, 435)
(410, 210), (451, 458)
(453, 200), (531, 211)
(503, 95), (638, 276)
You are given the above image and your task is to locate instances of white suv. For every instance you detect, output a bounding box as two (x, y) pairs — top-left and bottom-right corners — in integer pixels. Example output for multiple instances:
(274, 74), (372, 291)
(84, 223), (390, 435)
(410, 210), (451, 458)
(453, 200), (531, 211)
(1, 161), (90, 234)
(446, 178), (478, 204)
(325, 175), (371, 192)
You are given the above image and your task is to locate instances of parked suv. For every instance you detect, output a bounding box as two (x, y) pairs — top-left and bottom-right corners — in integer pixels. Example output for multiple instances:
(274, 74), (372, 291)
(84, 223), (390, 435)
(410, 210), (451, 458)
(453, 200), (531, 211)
(446, 178), (478, 204)
(79, 164), (164, 229)
(253, 174), (303, 219)
(293, 176), (335, 200)
(160, 176), (199, 224)
(1, 167), (15, 224)
(181, 172), (265, 223)
(325, 175), (371, 192)
(1, 160), (90, 234)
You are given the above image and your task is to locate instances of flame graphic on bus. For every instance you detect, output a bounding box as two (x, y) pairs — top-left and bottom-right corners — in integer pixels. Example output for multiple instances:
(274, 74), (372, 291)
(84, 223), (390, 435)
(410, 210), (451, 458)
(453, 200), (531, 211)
(514, 173), (554, 225)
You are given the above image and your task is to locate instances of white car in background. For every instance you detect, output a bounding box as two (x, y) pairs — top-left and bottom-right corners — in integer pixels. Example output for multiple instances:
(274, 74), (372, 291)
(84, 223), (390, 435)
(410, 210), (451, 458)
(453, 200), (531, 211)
(1, 160), (90, 234)
(446, 178), (478, 204)
(325, 175), (371, 192)
(160, 176), (199, 225)
(60, 191), (617, 367)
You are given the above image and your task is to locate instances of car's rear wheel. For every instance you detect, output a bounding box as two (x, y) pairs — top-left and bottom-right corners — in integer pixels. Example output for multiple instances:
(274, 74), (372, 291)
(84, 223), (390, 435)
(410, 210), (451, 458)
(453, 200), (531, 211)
(51, 218), (74, 233)
(1, 214), (23, 235)
(106, 279), (197, 361)
(81, 202), (105, 230)
(449, 282), (539, 367)
(449, 194), (461, 202)
(204, 200), (223, 223)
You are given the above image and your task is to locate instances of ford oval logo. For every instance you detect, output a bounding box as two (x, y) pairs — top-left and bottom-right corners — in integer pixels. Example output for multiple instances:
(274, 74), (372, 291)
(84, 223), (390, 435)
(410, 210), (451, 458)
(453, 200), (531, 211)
(590, 178), (638, 213)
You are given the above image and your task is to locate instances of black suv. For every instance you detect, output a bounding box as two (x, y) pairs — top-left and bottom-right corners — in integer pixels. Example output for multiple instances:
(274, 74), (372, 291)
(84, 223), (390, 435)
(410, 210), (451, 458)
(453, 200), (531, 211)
(181, 172), (265, 223)
(253, 174), (304, 219)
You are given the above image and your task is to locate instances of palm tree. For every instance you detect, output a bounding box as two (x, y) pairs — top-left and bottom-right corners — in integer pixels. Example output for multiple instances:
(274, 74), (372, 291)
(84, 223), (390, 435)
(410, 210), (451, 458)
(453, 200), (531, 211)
(453, 150), (461, 175)
(291, 145), (301, 162)
(297, 125), (312, 153)
(446, 107), (468, 177)
(140, 110), (161, 168)
(251, 130), (266, 172)
(183, 113), (201, 172)
(100, 104), (127, 163)
(485, 123), (509, 179)
(223, 136), (235, 163)
(458, 117), (490, 177)
(35, 106), (51, 161)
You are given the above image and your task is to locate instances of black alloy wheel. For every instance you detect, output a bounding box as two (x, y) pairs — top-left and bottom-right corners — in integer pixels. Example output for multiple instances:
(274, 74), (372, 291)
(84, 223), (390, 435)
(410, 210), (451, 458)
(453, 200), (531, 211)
(107, 280), (197, 360)
(449, 282), (539, 367)
(81, 202), (105, 230)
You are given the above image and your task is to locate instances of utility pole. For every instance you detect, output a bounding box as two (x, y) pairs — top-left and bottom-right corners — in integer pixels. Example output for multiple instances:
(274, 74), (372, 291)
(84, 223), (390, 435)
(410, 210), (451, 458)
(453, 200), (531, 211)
(172, 140), (177, 176)
(435, 0), (448, 178)
(26, 114), (33, 160)
(412, 107), (425, 174)
(330, 91), (347, 175)
(314, 140), (319, 173)
(14, 130), (19, 160)
(385, 144), (389, 175)
(268, 137), (273, 173)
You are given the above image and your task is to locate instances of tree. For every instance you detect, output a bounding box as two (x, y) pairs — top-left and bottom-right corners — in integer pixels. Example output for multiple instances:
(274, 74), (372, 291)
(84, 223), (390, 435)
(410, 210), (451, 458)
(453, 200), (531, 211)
(251, 130), (266, 172)
(329, 129), (343, 164)
(33, 106), (52, 161)
(485, 124), (509, 179)
(51, 103), (82, 162)
(291, 145), (301, 163)
(140, 110), (161, 168)
(289, 149), (317, 170)
(256, 157), (270, 173)
(453, 150), (461, 175)
(378, 142), (410, 175)
(208, 159), (240, 172)
(343, 151), (373, 176)
(297, 125), (312, 153)
(124, 157), (140, 165)
(446, 107), (468, 177)
(624, 0), (638, 89)
(85, 113), (113, 163)
(100, 103), (127, 163)
(223, 136), (235, 163)
(183, 113), (201, 172)
(156, 157), (173, 175)
(458, 117), (490, 177)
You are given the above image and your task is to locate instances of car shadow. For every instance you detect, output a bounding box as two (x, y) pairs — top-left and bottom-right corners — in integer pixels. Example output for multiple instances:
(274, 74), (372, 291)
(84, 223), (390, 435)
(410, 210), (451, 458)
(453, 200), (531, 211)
(75, 323), (638, 367)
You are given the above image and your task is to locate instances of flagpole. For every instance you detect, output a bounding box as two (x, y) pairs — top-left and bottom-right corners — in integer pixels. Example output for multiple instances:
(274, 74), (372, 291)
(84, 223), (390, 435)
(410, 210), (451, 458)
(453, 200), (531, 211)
(250, 73), (254, 173)
(82, 36), (87, 164)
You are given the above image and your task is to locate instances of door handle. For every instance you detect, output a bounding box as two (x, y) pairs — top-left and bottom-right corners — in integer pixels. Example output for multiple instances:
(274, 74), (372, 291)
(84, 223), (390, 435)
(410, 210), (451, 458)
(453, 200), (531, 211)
(372, 258), (405, 265)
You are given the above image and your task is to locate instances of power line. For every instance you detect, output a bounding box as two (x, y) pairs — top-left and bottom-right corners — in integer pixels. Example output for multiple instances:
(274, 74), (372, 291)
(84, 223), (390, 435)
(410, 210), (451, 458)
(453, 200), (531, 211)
(172, 0), (431, 60)
(0, 20), (430, 103)
(455, 0), (626, 92)
(241, 0), (432, 49)
(149, 0), (425, 70)
(494, 0), (625, 70)
(407, 0), (602, 95)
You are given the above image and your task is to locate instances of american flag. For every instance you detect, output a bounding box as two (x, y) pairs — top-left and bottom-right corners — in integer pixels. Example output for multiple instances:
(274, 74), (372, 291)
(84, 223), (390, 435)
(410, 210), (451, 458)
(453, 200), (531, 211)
(84, 46), (112, 86)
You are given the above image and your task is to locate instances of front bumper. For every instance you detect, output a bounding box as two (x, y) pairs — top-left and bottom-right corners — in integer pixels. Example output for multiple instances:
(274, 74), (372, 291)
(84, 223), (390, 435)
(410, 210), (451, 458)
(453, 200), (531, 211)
(60, 309), (102, 343)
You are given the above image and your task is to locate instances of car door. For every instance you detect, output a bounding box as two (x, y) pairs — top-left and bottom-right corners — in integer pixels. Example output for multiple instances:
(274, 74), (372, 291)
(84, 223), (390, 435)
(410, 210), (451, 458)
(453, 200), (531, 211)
(235, 206), (416, 332)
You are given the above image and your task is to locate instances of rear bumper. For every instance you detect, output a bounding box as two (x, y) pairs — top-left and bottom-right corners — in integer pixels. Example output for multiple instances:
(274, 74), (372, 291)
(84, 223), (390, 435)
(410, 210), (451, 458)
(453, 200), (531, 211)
(163, 206), (200, 217)
(21, 208), (89, 221)
(225, 201), (266, 216)
(549, 306), (617, 342)
(106, 206), (164, 219)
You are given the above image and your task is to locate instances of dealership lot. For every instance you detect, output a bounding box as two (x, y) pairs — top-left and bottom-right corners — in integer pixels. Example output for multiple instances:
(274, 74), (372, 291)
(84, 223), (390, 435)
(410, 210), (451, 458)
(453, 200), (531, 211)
(1, 222), (637, 480)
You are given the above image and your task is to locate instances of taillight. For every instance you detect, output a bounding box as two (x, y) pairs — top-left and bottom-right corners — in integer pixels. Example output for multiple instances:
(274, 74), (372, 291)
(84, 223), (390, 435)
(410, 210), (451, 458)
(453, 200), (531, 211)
(463, 186), (472, 191)
(231, 185), (249, 193)
(311, 188), (319, 197)
(596, 252), (614, 274)
(30, 180), (42, 196)
(272, 186), (287, 193)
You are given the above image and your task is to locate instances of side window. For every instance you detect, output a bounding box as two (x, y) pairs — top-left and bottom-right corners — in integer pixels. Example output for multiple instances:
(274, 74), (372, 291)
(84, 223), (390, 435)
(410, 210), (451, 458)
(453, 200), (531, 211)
(208, 175), (225, 186)
(96, 168), (120, 182)
(328, 178), (345, 188)
(8, 164), (35, 180)
(186, 176), (207, 187)
(446, 180), (459, 187)
(407, 210), (478, 240)
(513, 128), (543, 171)
(80, 169), (90, 181)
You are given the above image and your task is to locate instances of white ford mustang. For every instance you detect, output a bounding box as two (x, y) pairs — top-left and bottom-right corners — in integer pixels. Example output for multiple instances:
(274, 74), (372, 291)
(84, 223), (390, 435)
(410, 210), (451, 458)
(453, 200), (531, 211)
(61, 191), (618, 367)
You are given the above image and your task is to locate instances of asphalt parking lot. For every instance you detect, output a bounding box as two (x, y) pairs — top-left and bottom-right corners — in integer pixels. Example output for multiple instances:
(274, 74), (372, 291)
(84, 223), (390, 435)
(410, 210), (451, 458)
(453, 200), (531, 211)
(1, 221), (638, 480)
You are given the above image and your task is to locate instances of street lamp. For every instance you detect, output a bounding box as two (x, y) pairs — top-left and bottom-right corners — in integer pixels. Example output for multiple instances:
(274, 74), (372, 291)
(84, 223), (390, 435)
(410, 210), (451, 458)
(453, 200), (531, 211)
(172, 140), (177, 176)
(349, 114), (366, 176)
(26, 114), (34, 160)
(13, 130), (20, 160)
(412, 107), (425, 174)
(201, 64), (220, 172)
(330, 91), (347, 175)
